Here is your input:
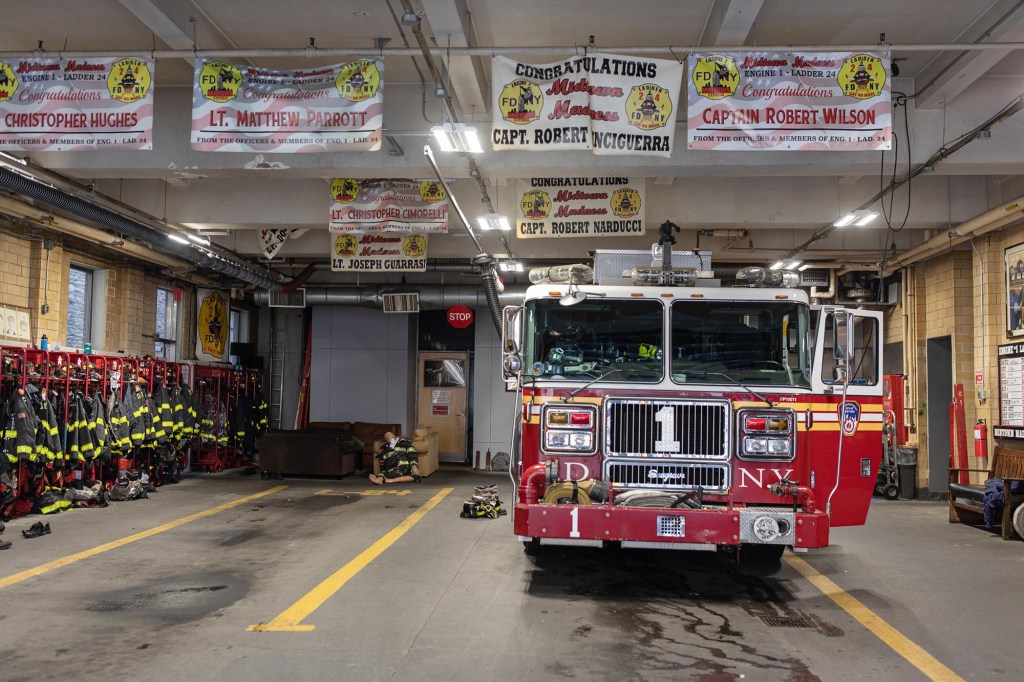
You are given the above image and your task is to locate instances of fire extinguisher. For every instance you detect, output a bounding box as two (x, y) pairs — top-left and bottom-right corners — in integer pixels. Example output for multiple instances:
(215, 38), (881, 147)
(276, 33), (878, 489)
(974, 419), (988, 459)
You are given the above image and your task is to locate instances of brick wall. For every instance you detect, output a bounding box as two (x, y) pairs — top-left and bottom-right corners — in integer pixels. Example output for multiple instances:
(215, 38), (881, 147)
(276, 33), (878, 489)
(0, 230), (195, 359)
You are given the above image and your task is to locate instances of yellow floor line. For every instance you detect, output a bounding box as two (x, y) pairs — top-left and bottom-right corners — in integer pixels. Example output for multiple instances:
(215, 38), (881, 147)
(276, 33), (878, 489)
(784, 554), (965, 682)
(249, 487), (453, 632)
(0, 485), (287, 591)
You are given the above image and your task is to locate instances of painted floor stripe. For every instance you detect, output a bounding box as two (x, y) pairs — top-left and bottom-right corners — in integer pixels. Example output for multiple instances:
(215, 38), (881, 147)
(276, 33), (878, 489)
(0, 485), (288, 591)
(784, 554), (965, 682)
(249, 487), (454, 632)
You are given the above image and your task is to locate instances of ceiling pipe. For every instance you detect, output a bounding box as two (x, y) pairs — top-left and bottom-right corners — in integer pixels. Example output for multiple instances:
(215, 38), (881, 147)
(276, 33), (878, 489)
(254, 284), (527, 309)
(884, 196), (1024, 268)
(4, 42), (1024, 60)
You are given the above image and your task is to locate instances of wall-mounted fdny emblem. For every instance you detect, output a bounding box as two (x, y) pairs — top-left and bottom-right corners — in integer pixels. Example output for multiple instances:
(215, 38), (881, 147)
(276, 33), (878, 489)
(839, 401), (861, 435)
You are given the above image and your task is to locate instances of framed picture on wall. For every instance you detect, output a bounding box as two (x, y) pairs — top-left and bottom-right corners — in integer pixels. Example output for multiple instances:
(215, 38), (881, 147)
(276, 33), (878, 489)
(1007, 243), (1024, 337)
(0, 304), (30, 341)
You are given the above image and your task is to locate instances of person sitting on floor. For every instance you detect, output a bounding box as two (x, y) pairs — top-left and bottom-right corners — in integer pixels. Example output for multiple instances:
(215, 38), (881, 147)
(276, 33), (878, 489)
(369, 431), (421, 485)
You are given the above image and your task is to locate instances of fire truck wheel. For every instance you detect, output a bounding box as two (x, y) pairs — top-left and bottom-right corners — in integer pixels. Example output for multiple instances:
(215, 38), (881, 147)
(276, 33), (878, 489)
(883, 484), (900, 500)
(741, 543), (785, 563)
(522, 538), (543, 556)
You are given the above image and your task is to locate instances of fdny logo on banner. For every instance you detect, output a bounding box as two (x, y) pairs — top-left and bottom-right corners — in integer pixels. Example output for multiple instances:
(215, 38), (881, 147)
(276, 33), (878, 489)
(199, 61), (241, 103)
(107, 58), (152, 103)
(335, 60), (380, 102)
(626, 84), (672, 131)
(0, 62), (19, 102)
(610, 187), (641, 218)
(839, 401), (861, 435)
(418, 181), (446, 203)
(838, 54), (885, 99)
(498, 78), (543, 125)
(331, 178), (360, 203)
(520, 190), (551, 219)
(691, 54), (738, 100)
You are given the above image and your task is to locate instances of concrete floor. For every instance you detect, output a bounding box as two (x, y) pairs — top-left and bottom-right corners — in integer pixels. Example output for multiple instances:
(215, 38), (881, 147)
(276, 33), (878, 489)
(0, 468), (1020, 682)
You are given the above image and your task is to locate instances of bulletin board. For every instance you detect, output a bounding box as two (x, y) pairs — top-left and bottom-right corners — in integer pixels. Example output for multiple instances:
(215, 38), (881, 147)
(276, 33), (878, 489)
(995, 341), (1024, 439)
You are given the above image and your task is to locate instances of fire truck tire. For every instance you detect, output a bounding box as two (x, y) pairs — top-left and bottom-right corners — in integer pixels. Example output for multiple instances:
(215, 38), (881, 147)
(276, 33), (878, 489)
(522, 538), (543, 556)
(1012, 503), (1024, 539)
(741, 543), (785, 563)
(882, 484), (900, 500)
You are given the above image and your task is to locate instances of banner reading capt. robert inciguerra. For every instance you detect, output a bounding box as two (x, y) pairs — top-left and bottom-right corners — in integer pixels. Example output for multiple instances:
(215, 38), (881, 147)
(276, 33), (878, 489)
(492, 53), (683, 157)
(329, 178), (448, 234)
(191, 58), (382, 152)
(195, 288), (230, 363)
(516, 177), (645, 239)
(0, 56), (154, 150)
(687, 52), (891, 151)
(330, 233), (427, 272)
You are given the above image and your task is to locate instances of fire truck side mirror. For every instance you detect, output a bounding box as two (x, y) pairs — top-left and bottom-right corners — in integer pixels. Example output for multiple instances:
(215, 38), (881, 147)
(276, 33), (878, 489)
(501, 305), (522, 380)
(831, 310), (854, 365)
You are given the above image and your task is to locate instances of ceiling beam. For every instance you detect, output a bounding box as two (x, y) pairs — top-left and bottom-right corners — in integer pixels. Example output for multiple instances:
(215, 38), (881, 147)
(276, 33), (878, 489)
(699, 0), (765, 47)
(117, 0), (196, 63)
(914, 0), (1024, 109)
(420, 0), (489, 117)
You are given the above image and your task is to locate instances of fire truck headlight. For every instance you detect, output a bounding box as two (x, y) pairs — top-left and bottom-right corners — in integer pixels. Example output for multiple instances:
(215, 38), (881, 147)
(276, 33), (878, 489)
(744, 437), (768, 454)
(545, 430), (592, 451)
(767, 439), (791, 455)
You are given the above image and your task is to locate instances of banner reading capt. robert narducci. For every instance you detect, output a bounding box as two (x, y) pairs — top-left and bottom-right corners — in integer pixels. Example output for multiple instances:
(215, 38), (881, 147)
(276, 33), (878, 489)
(492, 53), (683, 157)
(191, 58), (382, 152)
(0, 56), (154, 150)
(516, 177), (645, 239)
(687, 51), (891, 151)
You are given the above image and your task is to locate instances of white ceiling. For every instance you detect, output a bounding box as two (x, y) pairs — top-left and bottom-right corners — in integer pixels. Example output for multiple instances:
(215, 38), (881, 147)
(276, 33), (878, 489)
(3, 0), (1024, 281)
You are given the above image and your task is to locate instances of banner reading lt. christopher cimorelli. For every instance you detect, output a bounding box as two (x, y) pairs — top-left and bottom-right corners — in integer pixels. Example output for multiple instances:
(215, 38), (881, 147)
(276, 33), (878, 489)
(329, 178), (448, 234)
(0, 56), (154, 150)
(191, 58), (382, 152)
(687, 51), (891, 151)
(492, 53), (683, 157)
(330, 233), (428, 272)
(516, 177), (645, 239)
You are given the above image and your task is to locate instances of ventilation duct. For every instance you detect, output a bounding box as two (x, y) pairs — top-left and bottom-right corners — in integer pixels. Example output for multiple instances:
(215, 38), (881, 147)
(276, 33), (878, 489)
(0, 167), (282, 290)
(254, 284), (526, 309)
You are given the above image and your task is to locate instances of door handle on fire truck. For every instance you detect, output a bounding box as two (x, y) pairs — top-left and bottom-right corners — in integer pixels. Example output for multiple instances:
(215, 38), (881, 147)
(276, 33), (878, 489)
(805, 408), (813, 429)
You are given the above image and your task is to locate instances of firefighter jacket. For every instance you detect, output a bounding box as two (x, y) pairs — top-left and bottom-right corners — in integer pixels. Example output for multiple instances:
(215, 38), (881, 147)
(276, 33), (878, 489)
(106, 390), (132, 453)
(376, 437), (418, 477)
(123, 383), (152, 448)
(8, 390), (40, 462)
(29, 386), (62, 465)
(66, 393), (90, 464)
(151, 384), (172, 446)
(88, 392), (108, 461)
(168, 385), (185, 442)
(232, 396), (256, 454)
(252, 390), (269, 433)
(1, 396), (19, 470)
(179, 385), (199, 438)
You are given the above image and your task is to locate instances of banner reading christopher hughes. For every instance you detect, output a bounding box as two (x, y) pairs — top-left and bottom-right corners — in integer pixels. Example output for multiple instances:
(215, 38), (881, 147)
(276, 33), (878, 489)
(191, 58), (382, 152)
(0, 56), (154, 150)
(492, 53), (683, 157)
(516, 177), (645, 239)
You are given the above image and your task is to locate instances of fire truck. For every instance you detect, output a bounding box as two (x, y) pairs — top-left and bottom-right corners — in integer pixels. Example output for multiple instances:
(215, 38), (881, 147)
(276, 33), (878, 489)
(500, 241), (883, 561)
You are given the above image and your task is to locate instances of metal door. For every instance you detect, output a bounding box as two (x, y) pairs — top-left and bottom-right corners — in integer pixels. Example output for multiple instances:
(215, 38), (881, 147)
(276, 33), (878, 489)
(417, 351), (468, 463)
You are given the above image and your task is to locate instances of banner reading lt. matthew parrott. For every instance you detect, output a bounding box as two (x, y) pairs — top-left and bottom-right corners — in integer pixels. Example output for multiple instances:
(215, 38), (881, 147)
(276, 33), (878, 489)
(687, 51), (891, 151)
(492, 53), (683, 157)
(516, 177), (645, 239)
(0, 56), (154, 150)
(196, 289), (230, 362)
(191, 58), (382, 152)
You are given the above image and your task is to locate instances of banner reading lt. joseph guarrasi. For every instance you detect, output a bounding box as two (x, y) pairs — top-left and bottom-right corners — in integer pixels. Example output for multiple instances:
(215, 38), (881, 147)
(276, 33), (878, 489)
(191, 58), (383, 152)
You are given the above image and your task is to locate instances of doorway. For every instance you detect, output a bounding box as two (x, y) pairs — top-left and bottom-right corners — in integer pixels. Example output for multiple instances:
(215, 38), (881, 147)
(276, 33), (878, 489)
(925, 336), (952, 494)
(417, 351), (469, 463)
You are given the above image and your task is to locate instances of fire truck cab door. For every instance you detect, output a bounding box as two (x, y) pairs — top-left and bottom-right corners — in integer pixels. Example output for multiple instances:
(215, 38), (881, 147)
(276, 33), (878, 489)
(811, 307), (884, 397)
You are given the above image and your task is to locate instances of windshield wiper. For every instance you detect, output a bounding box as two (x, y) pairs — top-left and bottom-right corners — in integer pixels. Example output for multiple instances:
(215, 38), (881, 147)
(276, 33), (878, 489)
(563, 367), (632, 403)
(679, 370), (775, 408)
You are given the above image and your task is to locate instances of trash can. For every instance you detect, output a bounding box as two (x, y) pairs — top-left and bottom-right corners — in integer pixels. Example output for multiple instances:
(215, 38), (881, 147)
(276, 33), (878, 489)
(896, 447), (918, 500)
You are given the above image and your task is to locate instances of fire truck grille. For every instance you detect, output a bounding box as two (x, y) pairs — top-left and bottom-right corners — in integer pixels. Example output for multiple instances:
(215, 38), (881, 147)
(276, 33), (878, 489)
(605, 399), (730, 459)
(604, 462), (729, 492)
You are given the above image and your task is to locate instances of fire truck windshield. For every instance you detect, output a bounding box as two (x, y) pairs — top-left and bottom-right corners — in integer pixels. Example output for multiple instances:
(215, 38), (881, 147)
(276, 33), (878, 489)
(671, 299), (811, 387)
(523, 299), (665, 381)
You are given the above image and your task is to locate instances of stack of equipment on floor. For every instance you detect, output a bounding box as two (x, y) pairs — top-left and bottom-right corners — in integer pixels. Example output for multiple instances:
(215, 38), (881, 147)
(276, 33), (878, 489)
(460, 485), (506, 519)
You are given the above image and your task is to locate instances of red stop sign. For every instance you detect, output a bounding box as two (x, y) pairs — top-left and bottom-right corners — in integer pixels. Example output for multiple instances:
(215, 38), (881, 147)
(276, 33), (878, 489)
(447, 305), (474, 328)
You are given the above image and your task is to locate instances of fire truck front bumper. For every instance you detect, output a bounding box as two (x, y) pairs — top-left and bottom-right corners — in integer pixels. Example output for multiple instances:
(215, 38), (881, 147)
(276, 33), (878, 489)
(514, 503), (830, 550)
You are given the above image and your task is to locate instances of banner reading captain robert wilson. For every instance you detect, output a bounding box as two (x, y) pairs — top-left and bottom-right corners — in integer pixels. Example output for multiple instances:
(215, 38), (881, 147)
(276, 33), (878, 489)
(516, 177), (645, 239)
(191, 58), (382, 152)
(492, 54), (683, 157)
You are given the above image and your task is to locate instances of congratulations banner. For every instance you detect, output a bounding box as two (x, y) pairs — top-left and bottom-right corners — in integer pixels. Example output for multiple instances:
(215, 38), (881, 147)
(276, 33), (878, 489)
(330, 233), (428, 272)
(195, 289), (229, 363)
(515, 176), (645, 239)
(0, 56), (154, 150)
(191, 58), (382, 152)
(687, 51), (891, 151)
(329, 178), (448, 233)
(492, 53), (683, 157)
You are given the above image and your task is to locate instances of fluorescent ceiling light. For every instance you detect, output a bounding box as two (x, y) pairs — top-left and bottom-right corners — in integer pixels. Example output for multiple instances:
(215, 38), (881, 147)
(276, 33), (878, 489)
(798, 263), (813, 271)
(431, 123), (483, 153)
(499, 261), (523, 272)
(834, 209), (879, 227)
(477, 213), (511, 231)
(769, 261), (785, 271)
(784, 260), (802, 270)
(770, 259), (801, 271)
(186, 233), (211, 245)
(167, 233), (190, 244)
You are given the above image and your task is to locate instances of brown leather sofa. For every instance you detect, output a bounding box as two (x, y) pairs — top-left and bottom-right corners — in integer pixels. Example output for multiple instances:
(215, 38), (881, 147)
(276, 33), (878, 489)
(258, 421), (399, 477)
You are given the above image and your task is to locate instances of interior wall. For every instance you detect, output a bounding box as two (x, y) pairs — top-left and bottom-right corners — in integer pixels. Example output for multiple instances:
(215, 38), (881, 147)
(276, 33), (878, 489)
(471, 319), (517, 467)
(309, 307), (412, 429)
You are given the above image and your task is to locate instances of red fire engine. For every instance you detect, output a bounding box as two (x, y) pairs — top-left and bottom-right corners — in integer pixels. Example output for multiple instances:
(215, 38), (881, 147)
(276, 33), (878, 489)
(500, 247), (883, 561)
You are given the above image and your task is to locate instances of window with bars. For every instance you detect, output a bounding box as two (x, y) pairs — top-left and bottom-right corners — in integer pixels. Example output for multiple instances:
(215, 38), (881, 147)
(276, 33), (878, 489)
(66, 265), (94, 349)
(155, 287), (179, 360)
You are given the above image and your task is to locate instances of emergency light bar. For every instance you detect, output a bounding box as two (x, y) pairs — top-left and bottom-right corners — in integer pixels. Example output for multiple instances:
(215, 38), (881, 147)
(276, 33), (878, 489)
(630, 266), (697, 286)
(736, 267), (799, 288)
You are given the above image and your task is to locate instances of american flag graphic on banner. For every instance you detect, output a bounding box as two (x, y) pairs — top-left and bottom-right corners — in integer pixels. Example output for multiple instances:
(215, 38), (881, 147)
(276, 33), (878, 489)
(687, 51), (891, 151)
